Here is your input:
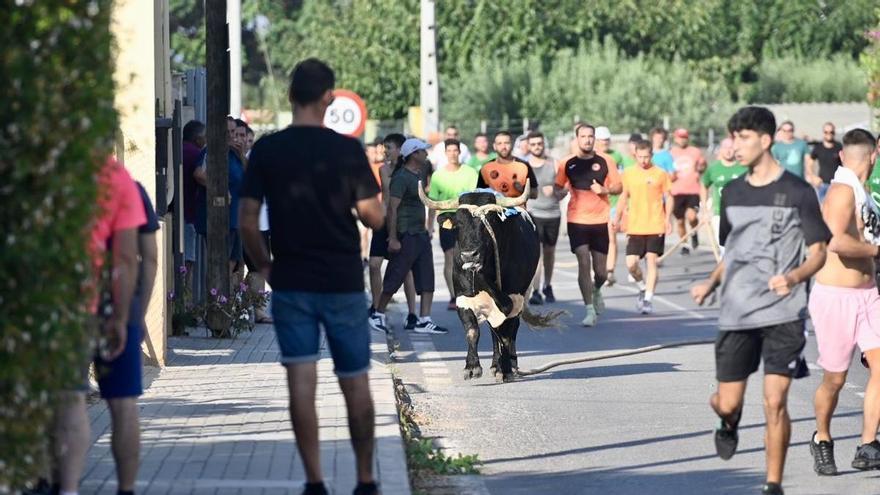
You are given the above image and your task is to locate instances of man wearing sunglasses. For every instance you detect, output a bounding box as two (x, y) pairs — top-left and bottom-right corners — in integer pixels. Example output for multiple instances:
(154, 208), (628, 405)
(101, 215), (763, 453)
(808, 122), (843, 201)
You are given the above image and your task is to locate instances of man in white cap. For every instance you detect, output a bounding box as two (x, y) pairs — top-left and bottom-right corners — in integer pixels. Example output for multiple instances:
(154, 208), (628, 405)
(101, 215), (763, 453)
(369, 138), (449, 335)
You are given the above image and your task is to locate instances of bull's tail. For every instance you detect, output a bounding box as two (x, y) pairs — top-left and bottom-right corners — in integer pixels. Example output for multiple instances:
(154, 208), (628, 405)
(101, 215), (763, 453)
(521, 306), (567, 329)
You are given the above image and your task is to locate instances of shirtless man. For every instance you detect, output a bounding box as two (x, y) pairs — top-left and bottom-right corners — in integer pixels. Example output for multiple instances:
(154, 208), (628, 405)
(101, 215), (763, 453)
(808, 129), (880, 476)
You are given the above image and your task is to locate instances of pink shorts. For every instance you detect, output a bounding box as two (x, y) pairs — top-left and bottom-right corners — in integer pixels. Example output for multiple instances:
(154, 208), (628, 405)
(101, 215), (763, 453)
(809, 283), (880, 372)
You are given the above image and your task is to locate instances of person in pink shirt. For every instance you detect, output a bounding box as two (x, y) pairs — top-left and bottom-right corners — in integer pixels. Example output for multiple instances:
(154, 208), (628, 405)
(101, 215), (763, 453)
(670, 128), (707, 255)
(53, 157), (145, 495)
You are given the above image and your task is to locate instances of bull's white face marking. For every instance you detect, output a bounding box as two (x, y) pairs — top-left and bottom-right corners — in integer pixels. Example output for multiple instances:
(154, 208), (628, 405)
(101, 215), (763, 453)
(456, 292), (525, 328)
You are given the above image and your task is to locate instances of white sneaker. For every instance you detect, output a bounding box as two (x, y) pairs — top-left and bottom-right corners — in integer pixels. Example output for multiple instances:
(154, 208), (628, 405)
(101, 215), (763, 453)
(593, 288), (605, 314)
(641, 300), (654, 315)
(414, 318), (448, 334)
(368, 312), (388, 333)
(582, 305), (598, 327)
(636, 290), (646, 312)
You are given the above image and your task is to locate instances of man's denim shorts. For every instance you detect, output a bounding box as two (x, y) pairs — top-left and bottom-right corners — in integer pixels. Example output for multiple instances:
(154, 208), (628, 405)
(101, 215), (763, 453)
(93, 321), (144, 399)
(271, 291), (371, 377)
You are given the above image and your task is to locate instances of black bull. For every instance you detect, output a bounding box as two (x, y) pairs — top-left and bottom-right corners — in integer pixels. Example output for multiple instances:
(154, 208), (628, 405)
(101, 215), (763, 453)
(419, 184), (539, 382)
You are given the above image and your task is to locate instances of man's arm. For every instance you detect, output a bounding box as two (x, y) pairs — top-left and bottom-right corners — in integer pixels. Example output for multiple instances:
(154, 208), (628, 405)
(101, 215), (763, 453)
(387, 196), (402, 251)
(357, 197), (385, 231)
(107, 227), (138, 359)
(804, 153), (821, 187)
(193, 164), (207, 186)
(663, 190), (675, 233)
(699, 183), (710, 218)
(239, 198), (271, 275)
(613, 189), (628, 229)
(138, 231), (158, 329)
(770, 241), (827, 296)
(824, 185), (877, 258)
(691, 261), (725, 305)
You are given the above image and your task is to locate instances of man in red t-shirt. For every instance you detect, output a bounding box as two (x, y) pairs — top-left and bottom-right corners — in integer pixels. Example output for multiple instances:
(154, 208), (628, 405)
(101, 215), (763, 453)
(669, 128), (707, 255)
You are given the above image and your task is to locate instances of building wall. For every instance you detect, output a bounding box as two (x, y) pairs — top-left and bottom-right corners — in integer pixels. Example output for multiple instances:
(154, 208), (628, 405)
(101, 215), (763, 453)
(112, 0), (169, 366)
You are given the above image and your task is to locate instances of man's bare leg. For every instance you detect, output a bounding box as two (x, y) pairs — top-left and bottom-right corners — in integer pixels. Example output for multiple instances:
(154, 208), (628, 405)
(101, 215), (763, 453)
(443, 250), (455, 302)
(542, 244), (555, 288)
(54, 392), (90, 492)
(626, 255), (643, 282)
(764, 374), (793, 485)
(107, 397), (140, 491)
(286, 363), (322, 483)
(419, 291), (434, 318)
(645, 253), (660, 294)
(710, 380), (747, 426)
(338, 373), (376, 484)
(814, 371), (847, 442)
(368, 257), (384, 309)
(606, 223), (618, 283)
(404, 272), (416, 315)
(861, 349), (880, 445)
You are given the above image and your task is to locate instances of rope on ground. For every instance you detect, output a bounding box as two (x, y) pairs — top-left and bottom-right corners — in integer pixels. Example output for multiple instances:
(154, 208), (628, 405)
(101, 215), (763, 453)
(516, 338), (716, 376)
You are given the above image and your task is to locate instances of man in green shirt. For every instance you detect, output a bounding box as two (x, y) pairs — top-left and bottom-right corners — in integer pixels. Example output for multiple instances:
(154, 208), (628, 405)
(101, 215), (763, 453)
(465, 132), (496, 171)
(700, 138), (748, 252)
(428, 139), (478, 310)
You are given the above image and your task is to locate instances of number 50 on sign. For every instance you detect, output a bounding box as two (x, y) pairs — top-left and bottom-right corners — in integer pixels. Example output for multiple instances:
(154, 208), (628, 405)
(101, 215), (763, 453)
(323, 89), (367, 137)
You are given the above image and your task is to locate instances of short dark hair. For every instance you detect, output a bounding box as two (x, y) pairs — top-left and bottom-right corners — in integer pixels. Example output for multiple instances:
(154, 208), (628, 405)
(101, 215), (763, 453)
(634, 140), (652, 152)
(649, 127), (667, 138)
(527, 131), (544, 140)
(444, 139), (461, 149)
(494, 130), (512, 140)
(474, 132), (488, 140)
(288, 58), (335, 105)
(182, 120), (205, 143)
(842, 128), (876, 150)
(628, 133), (643, 143)
(383, 133), (406, 148)
(234, 118), (247, 128)
(246, 127), (255, 136)
(575, 123), (595, 136)
(372, 136), (384, 147)
(727, 106), (776, 137)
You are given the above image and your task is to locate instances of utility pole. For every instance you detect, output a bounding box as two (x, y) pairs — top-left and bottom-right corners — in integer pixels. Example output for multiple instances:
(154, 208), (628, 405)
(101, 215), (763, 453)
(205, 0), (230, 333)
(227, 0), (241, 118)
(420, 0), (439, 137)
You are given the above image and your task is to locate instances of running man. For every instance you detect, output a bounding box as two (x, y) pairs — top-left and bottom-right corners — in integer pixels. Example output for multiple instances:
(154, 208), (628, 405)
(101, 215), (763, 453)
(613, 140), (673, 314)
(427, 139), (478, 311)
(239, 59), (383, 495)
(525, 131), (561, 305)
(691, 106), (830, 495)
(595, 126), (625, 286)
(649, 126), (675, 173)
(701, 138), (748, 251)
(554, 123), (622, 326)
(477, 131), (538, 200)
(808, 122), (842, 201)
(808, 129), (880, 476)
(370, 138), (448, 335)
(670, 127), (707, 255)
(466, 132), (496, 171)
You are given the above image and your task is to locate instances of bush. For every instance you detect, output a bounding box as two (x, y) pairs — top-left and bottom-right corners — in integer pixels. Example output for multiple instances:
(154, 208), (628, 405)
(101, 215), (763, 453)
(0, 2), (117, 490)
(746, 55), (868, 103)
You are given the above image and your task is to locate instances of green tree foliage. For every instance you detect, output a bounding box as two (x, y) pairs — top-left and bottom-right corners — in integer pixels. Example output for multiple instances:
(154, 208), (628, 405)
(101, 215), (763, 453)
(862, 9), (880, 129)
(747, 55), (868, 103)
(1, 1), (118, 489)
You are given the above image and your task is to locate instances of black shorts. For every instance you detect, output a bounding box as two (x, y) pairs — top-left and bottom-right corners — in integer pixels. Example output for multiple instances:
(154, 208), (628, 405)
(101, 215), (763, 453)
(672, 194), (700, 219)
(568, 222), (609, 254)
(438, 213), (458, 252)
(369, 227), (389, 259)
(715, 320), (806, 382)
(243, 231), (272, 271)
(533, 217), (561, 246)
(383, 233), (434, 295)
(626, 234), (665, 258)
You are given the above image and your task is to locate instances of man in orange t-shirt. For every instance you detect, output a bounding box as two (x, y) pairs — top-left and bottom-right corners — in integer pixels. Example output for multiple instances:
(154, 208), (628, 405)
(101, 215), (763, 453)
(554, 123), (622, 326)
(669, 128), (707, 254)
(477, 130), (538, 200)
(613, 140), (673, 315)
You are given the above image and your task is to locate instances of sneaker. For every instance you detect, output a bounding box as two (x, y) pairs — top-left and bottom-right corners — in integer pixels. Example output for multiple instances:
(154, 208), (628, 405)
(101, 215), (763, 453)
(691, 232), (699, 249)
(852, 439), (880, 470)
(543, 285), (556, 303)
(582, 305), (598, 327)
(761, 482), (784, 495)
(636, 290), (646, 311)
(681, 245), (691, 256)
(368, 312), (388, 333)
(529, 291), (544, 306)
(404, 313), (418, 331)
(302, 482), (329, 495)
(714, 413), (740, 460)
(447, 299), (457, 311)
(353, 482), (379, 495)
(606, 271), (616, 287)
(640, 300), (654, 315)
(592, 288), (605, 314)
(809, 432), (838, 476)
(414, 318), (449, 334)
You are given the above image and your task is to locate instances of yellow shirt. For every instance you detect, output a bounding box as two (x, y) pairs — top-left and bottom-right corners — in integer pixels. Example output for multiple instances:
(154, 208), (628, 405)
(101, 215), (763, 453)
(622, 165), (671, 235)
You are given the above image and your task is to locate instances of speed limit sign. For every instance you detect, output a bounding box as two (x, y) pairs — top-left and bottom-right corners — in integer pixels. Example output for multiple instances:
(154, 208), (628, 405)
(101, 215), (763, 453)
(323, 89), (367, 137)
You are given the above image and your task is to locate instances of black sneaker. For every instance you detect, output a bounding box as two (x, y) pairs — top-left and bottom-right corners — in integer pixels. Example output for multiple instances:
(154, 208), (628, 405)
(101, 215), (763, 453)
(809, 432), (838, 476)
(353, 482), (379, 495)
(529, 291), (544, 306)
(404, 313), (418, 331)
(681, 245), (691, 256)
(714, 412), (740, 460)
(761, 482), (784, 495)
(414, 318), (448, 334)
(302, 482), (329, 495)
(691, 232), (699, 249)
(543, 285), (556, 303)
(852, 439), (880, 470)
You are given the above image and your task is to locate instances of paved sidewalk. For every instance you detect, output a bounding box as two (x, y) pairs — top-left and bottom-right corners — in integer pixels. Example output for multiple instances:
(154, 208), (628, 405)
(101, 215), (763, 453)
(81, 324), (410, 495)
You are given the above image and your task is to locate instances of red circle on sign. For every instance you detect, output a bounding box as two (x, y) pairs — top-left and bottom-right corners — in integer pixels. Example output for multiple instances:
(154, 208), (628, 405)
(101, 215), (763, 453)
(325, 89), (367, 137)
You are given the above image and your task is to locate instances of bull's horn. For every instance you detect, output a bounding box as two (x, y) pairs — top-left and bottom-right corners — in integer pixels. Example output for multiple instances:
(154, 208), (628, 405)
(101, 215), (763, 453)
(496, 179), (530, 208)
(417, 180), (459, 210)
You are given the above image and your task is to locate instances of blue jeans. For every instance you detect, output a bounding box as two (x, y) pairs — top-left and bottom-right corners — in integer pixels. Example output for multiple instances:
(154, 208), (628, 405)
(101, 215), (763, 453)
(271, 291), (370, 377)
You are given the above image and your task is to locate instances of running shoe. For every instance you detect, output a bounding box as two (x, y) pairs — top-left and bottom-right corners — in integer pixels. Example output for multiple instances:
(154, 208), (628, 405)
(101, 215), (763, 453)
(636, 290), (646, 311)
(761, 482), (784, 495)
(852, 440), (880, 470)
(640, 300), (654, 315)
(809, 432), (838, 476)
(368, 312), (388, 334)
(404, 313), (418, 331)
(447, 299), (457, 311)
(543, 285), (556, 303)
(414, 318), (449, 334)
(627, 273), (636, 283)
(353, 482), (379, 495)
(529, 291), (544, 306)
(301, 482), (329, 495)
(593, 288), (605, 314)
(606, 271), (616, 287)
(681, 245), (691, 256)
(714, 413), (740, 460)
(691, 232), (699, 250)
(582, 305), (598, 327)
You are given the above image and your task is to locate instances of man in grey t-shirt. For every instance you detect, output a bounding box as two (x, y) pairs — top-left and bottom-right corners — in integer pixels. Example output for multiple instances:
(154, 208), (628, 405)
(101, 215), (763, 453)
(526, 131), (561, 305)
(691, 106), (830, 495)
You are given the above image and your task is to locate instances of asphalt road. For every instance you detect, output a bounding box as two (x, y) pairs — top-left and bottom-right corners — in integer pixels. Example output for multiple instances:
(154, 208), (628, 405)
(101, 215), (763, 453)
(386, 232), (878, 495)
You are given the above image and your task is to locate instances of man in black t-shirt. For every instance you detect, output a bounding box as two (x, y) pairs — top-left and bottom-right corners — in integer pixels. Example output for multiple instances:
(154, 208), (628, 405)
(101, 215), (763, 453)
(808, 122), (842, 201)
(238, 59), (383, 495)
